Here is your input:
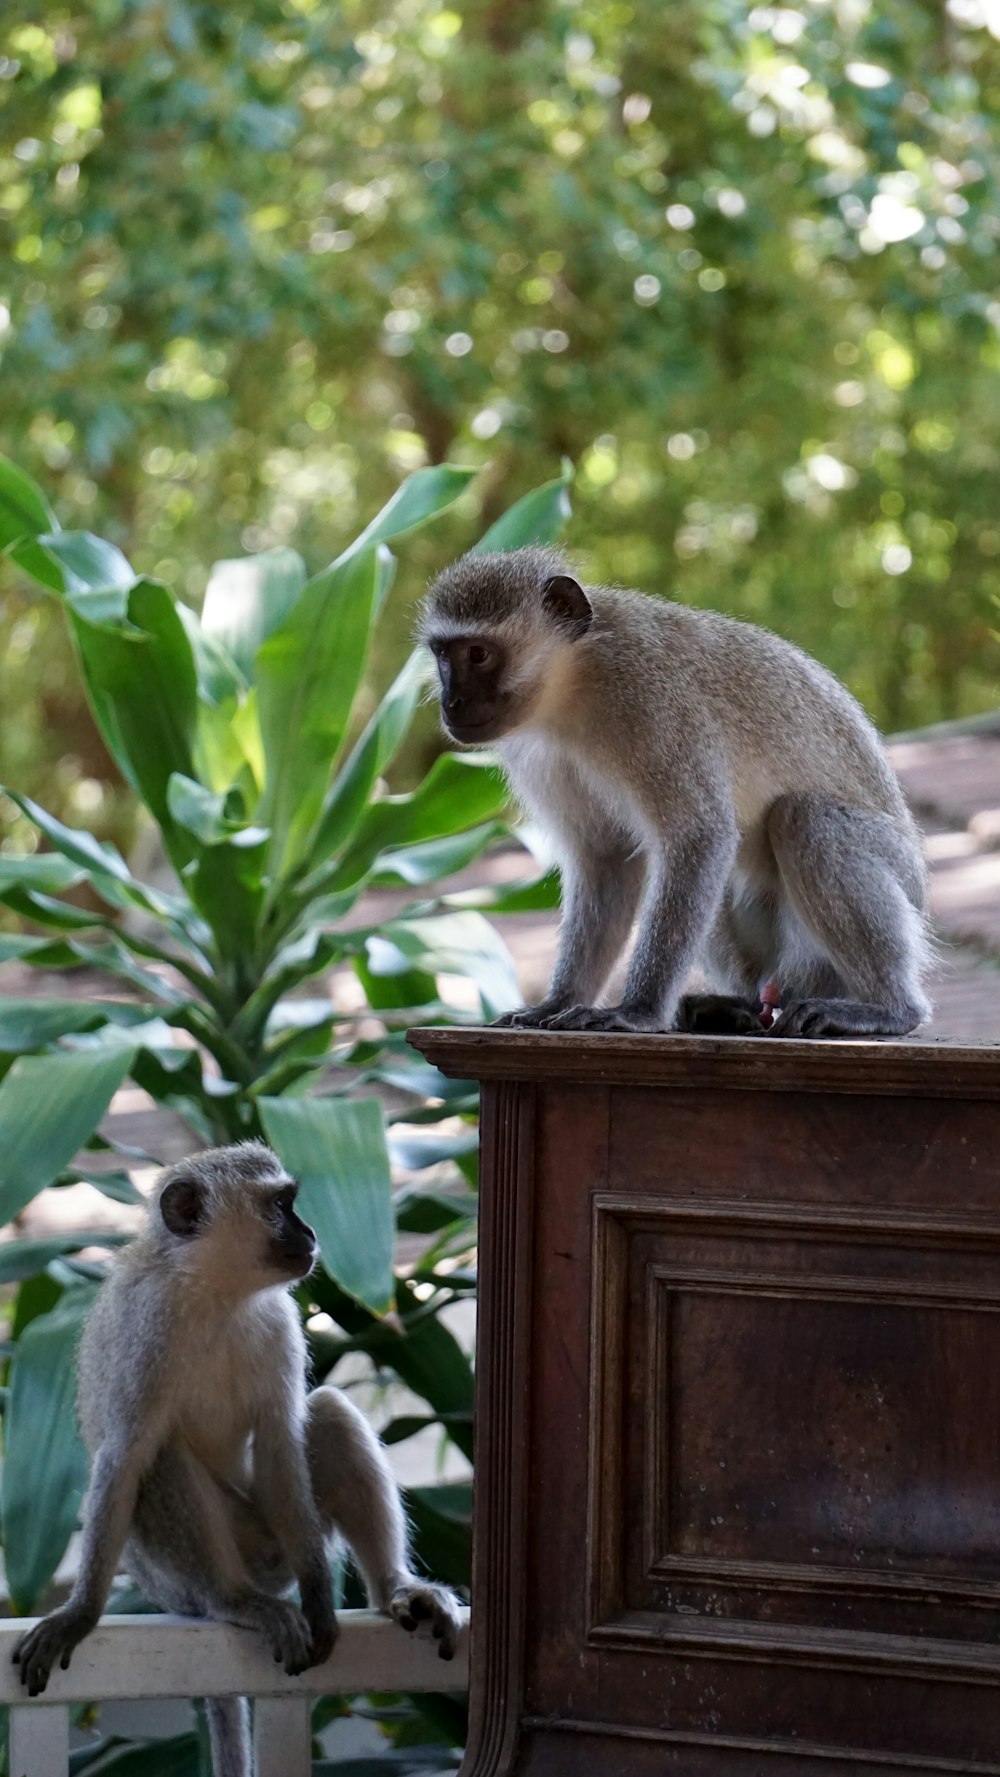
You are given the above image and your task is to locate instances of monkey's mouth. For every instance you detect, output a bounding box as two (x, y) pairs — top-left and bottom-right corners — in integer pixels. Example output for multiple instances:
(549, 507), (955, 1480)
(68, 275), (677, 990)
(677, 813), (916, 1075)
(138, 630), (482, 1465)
(272, 1236), (317, 1278)
(443, 711), (506, 743)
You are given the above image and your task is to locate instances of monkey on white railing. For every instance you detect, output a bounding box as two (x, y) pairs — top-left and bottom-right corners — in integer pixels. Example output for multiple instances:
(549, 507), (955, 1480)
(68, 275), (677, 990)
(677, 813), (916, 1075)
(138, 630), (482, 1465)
(14, 1141), (461, 1777)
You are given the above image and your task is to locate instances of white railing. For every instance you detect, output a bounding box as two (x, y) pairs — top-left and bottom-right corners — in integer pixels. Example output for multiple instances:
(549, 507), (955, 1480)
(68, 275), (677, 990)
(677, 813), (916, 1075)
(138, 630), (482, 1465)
(0, 1607), (470, 1777)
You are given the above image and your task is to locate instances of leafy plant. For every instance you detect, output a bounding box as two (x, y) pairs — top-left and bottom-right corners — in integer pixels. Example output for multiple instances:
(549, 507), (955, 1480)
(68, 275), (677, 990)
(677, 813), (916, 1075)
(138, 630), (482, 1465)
(0, 453), (566, 1764)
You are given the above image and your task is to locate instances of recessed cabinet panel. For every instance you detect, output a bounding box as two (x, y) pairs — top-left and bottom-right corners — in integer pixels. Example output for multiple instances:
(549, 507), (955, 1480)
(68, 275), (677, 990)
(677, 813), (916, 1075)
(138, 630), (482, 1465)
(410, 1030), (1000, 1775)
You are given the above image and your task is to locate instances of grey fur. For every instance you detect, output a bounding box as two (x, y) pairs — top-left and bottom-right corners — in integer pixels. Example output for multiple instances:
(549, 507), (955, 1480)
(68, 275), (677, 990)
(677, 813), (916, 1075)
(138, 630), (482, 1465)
(13, 1143), (462, 1776)
(421, 548), (931, 1039)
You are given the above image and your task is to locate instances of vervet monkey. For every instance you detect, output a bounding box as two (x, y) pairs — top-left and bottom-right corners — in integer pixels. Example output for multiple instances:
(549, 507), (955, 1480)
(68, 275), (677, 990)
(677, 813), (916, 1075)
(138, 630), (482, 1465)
(14, 1142), (461, 1777)
(420, 547), (930, 1039)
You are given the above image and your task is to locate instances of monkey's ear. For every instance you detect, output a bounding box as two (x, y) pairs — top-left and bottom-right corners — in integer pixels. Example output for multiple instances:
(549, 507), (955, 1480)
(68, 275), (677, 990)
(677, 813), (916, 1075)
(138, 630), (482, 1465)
(542, 574), (592, 638)
(160, 1176), (204, 1238)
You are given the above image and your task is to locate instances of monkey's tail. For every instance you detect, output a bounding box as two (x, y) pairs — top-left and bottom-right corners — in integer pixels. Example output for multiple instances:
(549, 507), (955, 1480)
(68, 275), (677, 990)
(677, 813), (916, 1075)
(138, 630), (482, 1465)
(205, 1695), (251, 1777)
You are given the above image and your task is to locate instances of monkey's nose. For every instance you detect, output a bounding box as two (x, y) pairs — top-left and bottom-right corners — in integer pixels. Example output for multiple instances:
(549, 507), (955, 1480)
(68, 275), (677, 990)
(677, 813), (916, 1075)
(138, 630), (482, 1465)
(445, 696), (462, 713)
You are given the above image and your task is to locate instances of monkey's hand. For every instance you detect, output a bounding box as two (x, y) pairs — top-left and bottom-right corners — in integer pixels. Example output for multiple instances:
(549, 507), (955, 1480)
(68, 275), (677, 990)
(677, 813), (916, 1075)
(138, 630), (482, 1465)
(532, 1002), (665, 1034)
(389, 1580), (462, 1662)
(258, 1597), (318, 1676)
(299, 1566), (338, 1667)
(13, 1603), (97, 1696)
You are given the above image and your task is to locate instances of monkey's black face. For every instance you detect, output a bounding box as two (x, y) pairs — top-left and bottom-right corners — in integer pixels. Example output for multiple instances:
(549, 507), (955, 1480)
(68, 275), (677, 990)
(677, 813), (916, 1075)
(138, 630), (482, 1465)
(430, 635), (514, 743)
(266, 1184), (317, 1279)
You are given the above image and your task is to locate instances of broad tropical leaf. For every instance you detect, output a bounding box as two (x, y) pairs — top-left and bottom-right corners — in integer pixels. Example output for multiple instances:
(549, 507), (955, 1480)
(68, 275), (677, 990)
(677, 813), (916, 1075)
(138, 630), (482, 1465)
(335, 464), (477, 566)
(0, 452), (55, 548)
(256, 546), (381, 876)
(201, 546), (307, 685)
(4, 1286), (95, 1611)
(0, 1047), (136, 1222)
(364, 911), (521, 1018)
(260, 1096), (395, 1314)
(306, 650), (428, 872)
(472, 465), (573, 553)
(71, 580), (199, 864)
(0, 998), (151, 1053)
(330, 755), (508, 890)
(11, 530), (136, 620)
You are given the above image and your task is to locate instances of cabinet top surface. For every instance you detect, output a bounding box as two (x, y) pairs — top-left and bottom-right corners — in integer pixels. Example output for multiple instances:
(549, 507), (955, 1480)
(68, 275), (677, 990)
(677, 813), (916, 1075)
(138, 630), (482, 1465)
(407, 1026), (1000, 1098)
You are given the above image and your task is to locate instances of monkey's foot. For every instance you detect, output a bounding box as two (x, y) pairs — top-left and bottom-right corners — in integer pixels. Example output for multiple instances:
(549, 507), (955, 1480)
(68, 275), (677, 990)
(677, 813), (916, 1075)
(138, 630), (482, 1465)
(389, 1581), (462, 1661)
(768, 998), (922, 1039)
(258, 1598), (315, 1675)
(677, 993), (764, 1036)
(537, 1003), (665, 1033)
(14, 1605), (96, 1696)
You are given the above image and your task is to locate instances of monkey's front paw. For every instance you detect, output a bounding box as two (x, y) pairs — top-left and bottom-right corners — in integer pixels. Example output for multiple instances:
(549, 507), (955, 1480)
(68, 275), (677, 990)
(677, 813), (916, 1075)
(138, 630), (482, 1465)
(300, 1587), (339, 1667)
(389, 1581), (463, 1662)
(491, 1004), (566, 1029)
(260, 1598), (315, 1675)
(542, 1003), (664, 1034)
(14, 1605), (96, 1697)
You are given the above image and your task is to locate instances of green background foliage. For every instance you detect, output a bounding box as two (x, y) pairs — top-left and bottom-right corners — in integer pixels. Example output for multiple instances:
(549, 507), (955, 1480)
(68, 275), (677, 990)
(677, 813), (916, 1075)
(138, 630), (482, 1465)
(2, 0), (999, 845)
(0, 456), (574, 1769)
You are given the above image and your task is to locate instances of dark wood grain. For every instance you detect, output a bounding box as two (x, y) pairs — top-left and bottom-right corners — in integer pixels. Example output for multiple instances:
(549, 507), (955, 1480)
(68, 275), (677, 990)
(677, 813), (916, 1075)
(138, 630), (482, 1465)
(415, 1029), (1000, 1775)
(408, 1026), (1000, 1097)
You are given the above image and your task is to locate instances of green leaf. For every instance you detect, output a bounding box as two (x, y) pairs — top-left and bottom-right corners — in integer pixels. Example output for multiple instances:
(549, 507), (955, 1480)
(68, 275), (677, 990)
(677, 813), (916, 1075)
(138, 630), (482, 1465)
(331, 755), (508, 890)
(4, 1288), (95, 1611)
(167, 773), (231, 844)
(394, 1186), (478, 1235)
(0, 998), (150, 1052)
(371, 823), (504, 886)
(177, 603), (248, 706)
(0, 933), (83, 967)
(444, 867), (562, 914)
(69, 1730), (202, 1775)
(405, 1482), (473, 1590)
(70, 580), (198, 863)
(356, 957), (439, 1012)
(365, 911), (520, 1018)
(336, 465), (477, 566)
(0, 1047), (136, 1222)
(0, 851), (86, 893)
(0, 452), (56, 549)
(472, 465), (573, 553)
(201, 546), (307, 685)
(306, 650), (427, 872)
(0, 1231), (130, 1284)
(12, 530), (136, 619)
(260, 1096), (395, 1314)
(388, 1127), (479, 1172)
(183, 832), (267, 961)
(1, 790), (168, 917)
(256, 546), (379, 876)
(59, 1165), (144, 1205)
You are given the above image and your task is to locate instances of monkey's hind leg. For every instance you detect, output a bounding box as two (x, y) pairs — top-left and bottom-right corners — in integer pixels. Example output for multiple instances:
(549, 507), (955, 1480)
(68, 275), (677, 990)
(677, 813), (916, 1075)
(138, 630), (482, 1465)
(306, 1386), (462, 1660)
(130, 1444), (313, 1676)
(766, 793), (931, 1039)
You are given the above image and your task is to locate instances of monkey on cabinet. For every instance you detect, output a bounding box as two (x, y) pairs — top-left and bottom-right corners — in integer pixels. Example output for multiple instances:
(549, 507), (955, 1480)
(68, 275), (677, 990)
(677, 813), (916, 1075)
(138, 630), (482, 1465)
(14, 1142), (461, 1777)
(420, 547), (930, 1039)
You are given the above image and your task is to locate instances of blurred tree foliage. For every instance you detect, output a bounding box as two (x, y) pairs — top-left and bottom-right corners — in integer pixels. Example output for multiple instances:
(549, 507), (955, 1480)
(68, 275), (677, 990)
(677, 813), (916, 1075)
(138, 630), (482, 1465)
(2, 0), (1000, 839)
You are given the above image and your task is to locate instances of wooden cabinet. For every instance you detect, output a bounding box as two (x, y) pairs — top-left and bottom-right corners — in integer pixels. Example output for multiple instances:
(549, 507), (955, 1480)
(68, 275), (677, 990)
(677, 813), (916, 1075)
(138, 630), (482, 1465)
(409, 1030), (1000, 1776)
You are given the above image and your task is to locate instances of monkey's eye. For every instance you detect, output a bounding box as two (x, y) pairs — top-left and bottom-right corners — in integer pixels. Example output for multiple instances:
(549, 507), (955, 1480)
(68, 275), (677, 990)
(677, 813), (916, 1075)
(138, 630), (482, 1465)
(468, 643), (490, 667)
(271, 1186), (298, 1216)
